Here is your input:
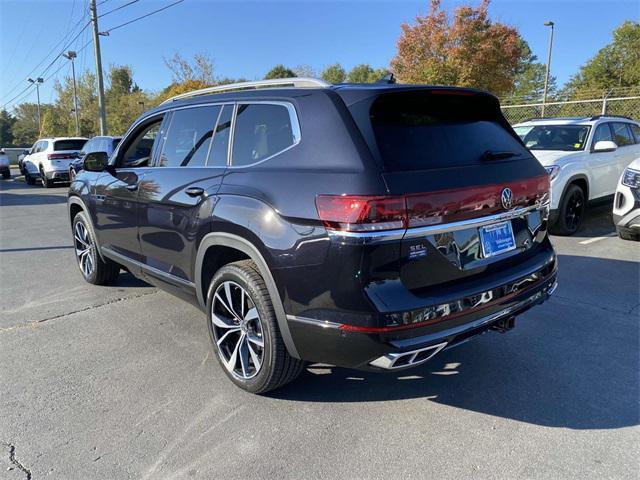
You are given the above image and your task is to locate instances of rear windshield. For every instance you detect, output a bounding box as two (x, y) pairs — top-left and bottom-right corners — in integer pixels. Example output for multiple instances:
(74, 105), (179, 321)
(368, 92), (527, 171)
(54, 139), (87, 151)
(513, 125), (590, 151)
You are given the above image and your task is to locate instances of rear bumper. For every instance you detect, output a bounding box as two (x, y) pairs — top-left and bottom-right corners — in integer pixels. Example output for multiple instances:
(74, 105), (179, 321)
(287, 259), (557, 370)
(45, 170), (70, 181)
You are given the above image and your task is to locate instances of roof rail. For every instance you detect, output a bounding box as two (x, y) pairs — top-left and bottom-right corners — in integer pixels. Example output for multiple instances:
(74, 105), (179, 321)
(589, 114), (632, 121)
(160, 77), (331, 105)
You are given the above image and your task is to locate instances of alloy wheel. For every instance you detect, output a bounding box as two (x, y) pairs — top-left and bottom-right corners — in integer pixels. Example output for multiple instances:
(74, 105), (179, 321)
(565, 190), (584, 232)
(74, 221), (94, 278)
(211, 281), (264, 380)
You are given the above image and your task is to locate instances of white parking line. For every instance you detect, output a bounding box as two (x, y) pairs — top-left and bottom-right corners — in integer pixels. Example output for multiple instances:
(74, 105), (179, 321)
(579, 233), (617, 245)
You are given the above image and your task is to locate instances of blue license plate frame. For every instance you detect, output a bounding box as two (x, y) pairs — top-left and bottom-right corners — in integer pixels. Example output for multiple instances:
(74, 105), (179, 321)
(479, 221), (516, 258)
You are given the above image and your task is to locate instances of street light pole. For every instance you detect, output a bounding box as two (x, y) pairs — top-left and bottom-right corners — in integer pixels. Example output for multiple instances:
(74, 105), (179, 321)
(28, 77), (44, 134)
(63, 51), (80, 136)
(542, 21), (555, 118)
(90, 0), (108, 134)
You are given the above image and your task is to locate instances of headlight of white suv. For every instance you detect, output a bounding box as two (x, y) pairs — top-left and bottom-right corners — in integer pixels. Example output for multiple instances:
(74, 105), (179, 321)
(621, 168), (640, 189)
(545, 165), (560, 181)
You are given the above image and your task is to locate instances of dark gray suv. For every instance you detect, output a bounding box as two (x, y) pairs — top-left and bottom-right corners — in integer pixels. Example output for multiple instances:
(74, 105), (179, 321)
(68, 78), (557, 393)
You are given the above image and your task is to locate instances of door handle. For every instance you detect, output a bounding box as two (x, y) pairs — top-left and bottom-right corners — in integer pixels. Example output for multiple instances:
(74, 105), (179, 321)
(126, 183), (139, 191)
(185, 187), (205, 197)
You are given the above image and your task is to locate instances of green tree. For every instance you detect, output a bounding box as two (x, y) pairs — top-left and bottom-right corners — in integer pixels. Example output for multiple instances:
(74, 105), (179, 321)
(347, 64), (388, 83)
(511, 40), (557, 101)
(321, 63), (346, 84)
(563, 21), (640, 97)
(264, 64), (296, 80)
(0, 109), (15, 146)
(11, 103), (41, 146)
(106, 66), (150, 134)
(391, 0), (524, 96)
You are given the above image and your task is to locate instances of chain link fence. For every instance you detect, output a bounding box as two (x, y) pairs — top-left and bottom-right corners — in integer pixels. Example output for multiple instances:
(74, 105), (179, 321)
(501, 95), (640, 124)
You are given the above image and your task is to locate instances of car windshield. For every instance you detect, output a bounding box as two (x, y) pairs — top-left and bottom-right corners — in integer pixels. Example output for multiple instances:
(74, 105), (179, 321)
(513, 125), (590, 151)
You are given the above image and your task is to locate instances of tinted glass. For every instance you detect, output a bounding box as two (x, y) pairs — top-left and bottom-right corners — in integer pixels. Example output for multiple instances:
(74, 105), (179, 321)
(232, 104), (295, 166)
(630, 124), (640, 143)
(159, 106), (220, 167)
(39, 140), (49, 152)
(54, 139), (87, 151)
(592, 123), (613, 144)
(514, 125), (590, 151)
(208, 105), (232, 167)
(370, 92), (528, 170)
(121, 120), (162, 168)
(612, 122), (634, 146)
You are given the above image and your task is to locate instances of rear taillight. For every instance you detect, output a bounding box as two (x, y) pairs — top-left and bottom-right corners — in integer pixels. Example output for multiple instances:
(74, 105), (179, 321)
(316, 175), (550, 233)
(315, 195), (406, 232)
(48, 153), (76, 160)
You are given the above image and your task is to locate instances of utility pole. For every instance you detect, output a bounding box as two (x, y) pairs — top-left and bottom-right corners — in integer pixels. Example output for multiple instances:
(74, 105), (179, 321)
(63, 51), (80, 136)
(542, 21), (555, 118)
(27, 77), (44, 133)
(90, 0), (107, 134)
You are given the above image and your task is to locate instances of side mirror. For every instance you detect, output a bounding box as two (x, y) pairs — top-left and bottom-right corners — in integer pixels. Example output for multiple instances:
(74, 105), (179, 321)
(83, 151), (109, 172)
(592, 140), (617, 153)
(23, 149), (30, 155)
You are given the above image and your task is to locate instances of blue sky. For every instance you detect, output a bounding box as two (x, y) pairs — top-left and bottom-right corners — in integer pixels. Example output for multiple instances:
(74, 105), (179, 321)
(0, 0), (637, 110)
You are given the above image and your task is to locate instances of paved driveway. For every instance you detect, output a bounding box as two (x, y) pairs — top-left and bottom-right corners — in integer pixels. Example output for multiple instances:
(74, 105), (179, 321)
(1, 171), (638, 479)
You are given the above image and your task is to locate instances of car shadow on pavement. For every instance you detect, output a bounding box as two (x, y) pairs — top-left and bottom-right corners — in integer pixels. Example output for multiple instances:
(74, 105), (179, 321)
(563, 203), (616, 238)
(0, 177), (69, 206)
(270, 254), (639, 431)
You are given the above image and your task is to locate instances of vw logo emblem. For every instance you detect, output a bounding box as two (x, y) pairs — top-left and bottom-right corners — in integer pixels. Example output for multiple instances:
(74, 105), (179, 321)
(501, 187), (514, 210)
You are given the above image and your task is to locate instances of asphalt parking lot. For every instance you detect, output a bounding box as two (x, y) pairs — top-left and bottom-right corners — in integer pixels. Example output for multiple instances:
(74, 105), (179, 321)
(1, 168), (638, 480)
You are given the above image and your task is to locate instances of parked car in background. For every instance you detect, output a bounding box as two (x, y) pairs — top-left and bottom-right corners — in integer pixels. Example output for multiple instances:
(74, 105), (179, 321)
(22, 137), (87, 187)
(613, 157), (640, 241)
(70, 136), (122, 180)
(0, 149), (10, 179)
(513, 116), (640, 235)
(69, 78), (557, 394)
(17, 148), (30, 174)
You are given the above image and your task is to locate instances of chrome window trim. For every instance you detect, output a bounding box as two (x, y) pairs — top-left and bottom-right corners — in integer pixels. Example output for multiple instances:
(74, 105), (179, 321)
(327, 204), (542, 243)
(228, 100), (301, 169)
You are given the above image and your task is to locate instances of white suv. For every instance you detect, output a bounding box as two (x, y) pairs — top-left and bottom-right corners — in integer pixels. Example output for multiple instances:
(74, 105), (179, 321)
(514, 116), (640, 235)
(22, 137), (87, 187)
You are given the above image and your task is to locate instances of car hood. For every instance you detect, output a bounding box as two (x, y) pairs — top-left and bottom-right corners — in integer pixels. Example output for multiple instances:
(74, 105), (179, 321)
(626, 157), (640, 171)
(529, 150), (584, 166)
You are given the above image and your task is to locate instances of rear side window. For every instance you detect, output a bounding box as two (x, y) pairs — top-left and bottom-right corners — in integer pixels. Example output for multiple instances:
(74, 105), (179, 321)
(208, 105), (232, 167)
(159, 106), (220, 167)
(368, 92), (528, 171)
(611, 122), (634, 146)
(54, 139), (86, 151)
(232, 103), (296, 167)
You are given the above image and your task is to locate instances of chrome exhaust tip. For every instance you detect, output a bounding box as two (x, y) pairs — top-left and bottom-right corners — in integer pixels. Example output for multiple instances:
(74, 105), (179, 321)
(369, 342), (448, 370)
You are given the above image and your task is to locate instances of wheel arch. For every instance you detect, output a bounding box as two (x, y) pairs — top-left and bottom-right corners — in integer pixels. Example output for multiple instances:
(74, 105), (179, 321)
(68, 195), (106, 261)
(195, 232), (300, 359)
(561, 174), (589, 202)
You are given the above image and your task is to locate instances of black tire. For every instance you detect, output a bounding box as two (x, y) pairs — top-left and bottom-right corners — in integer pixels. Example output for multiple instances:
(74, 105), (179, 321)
(617, 227), (640, 241)
(25, 171), (35, 185)
(40, 168), (53, 188)
(72, 212), (120, 285)
(550, 184), (586, 236)
(2, 170), (9, 179)
(206, 260), (305, 394)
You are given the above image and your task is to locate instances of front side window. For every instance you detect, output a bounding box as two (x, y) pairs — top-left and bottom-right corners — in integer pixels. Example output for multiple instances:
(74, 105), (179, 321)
(159, 106), (220, 167)
(611, 122), (634, 146)
(119, 118), (163, 168)
(515, 125), (590, 151)
(592, 123), (613, 145)
(232, 103), (296, 166)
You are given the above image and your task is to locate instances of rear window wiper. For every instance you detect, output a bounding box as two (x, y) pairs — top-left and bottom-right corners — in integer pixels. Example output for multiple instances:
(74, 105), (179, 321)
(480, 150), (521, 161)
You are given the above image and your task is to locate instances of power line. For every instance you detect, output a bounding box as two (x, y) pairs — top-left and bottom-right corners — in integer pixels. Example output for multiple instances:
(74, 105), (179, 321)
(103, 0), (185, 33)
(99, 0), (141, 18)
